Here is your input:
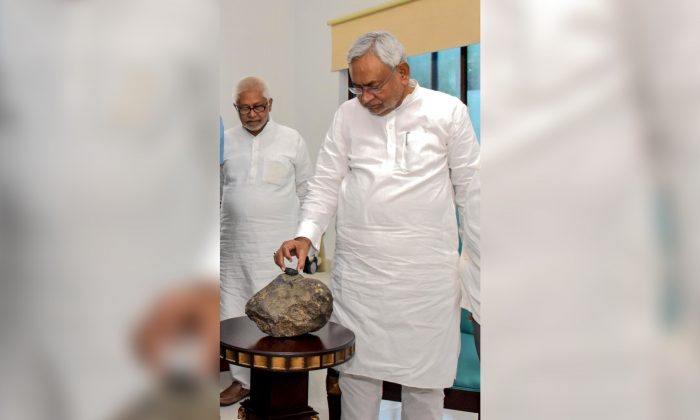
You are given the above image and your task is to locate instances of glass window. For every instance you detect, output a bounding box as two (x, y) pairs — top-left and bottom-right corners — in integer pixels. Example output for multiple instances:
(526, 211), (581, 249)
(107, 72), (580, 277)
(466, 44), (480, 142)
(406, 52), (431, 89)
(436, 48), (461, 99)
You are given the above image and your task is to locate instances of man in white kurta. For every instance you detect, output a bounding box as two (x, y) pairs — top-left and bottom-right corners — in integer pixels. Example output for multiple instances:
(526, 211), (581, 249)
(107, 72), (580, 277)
(274, 32), (480, 419)
(220, 76), (313, 405)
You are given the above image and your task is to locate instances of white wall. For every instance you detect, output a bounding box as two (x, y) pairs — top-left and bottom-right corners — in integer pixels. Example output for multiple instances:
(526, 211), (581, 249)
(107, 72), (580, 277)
(220, 0), (384, 261)
(220, 0), (383, 157)
(220, 0), (297, 130)
(288, 0), (384, 162)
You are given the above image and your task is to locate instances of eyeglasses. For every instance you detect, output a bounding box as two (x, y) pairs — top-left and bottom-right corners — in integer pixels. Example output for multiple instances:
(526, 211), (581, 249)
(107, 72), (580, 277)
(234, 103), (268, 115)
(348, 67), (396, 96)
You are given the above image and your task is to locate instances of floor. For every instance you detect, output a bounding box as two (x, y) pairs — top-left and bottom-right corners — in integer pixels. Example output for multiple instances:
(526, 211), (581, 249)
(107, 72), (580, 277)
(219, 370), (478, 420)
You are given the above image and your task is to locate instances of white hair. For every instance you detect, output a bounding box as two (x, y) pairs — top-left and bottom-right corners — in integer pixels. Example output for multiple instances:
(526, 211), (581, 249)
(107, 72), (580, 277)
(347, 31), (406, 67)
(233, 76), (270, 102)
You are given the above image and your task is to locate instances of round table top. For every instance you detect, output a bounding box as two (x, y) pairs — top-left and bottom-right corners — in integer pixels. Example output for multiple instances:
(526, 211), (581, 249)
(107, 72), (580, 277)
(220, 316), (355, 372)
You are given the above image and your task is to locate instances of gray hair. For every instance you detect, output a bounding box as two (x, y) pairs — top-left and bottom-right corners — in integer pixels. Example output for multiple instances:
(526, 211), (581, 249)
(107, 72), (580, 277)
(347, 31), (406, 67)
(233, 76), (271, 102)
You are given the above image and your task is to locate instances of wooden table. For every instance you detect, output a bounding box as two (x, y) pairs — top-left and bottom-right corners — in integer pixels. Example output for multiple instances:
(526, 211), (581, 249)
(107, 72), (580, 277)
(221, 316), (355, 420)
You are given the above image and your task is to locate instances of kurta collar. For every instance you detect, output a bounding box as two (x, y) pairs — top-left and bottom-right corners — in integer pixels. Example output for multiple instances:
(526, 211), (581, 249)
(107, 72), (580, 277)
(398, 79), (420, 108)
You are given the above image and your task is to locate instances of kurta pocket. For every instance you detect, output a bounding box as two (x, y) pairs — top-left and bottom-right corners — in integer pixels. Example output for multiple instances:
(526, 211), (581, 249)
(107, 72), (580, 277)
(262, 159), (290, 186)
(396, 131), (410, 172)
(402, 132), (444, 172)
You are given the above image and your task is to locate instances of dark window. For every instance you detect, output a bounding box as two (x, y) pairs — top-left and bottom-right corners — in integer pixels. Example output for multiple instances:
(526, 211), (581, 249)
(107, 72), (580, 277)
(464, 44), (480, 141)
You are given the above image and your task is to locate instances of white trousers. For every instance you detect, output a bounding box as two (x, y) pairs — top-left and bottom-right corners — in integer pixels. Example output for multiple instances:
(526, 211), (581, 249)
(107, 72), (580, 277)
(339, 372), (444, 420)
(228, 364), (251, 389)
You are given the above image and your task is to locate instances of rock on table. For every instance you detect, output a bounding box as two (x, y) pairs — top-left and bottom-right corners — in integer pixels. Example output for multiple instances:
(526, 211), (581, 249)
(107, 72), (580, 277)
(245, 268), (333, 337)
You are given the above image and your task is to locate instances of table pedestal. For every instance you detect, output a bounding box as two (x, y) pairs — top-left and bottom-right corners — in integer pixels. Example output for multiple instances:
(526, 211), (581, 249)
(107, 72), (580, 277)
(221, 317), (354, 420)
(239, 370), (317, 420)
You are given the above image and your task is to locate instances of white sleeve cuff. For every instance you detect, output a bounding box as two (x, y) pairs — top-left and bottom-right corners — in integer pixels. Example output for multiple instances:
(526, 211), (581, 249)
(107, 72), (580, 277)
(295, 220), (324, 252)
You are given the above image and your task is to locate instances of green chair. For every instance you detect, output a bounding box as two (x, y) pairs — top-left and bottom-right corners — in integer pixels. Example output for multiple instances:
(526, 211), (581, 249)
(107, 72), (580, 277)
(326, 309), (480, 418)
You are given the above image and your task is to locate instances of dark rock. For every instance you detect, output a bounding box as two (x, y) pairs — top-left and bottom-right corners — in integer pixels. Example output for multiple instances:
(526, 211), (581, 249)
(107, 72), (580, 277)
(245, 271), (333, 337)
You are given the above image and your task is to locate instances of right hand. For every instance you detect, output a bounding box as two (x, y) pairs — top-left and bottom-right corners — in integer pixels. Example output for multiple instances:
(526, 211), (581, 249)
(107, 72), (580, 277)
(274, 237), (312, 272)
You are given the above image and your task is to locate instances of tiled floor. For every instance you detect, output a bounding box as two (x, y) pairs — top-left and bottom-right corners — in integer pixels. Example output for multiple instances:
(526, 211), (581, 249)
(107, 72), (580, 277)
(219, 370), (478, 420)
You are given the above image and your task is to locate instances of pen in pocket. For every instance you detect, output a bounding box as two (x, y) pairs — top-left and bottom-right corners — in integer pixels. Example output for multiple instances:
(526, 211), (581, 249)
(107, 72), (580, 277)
(400, 131), (410, 170)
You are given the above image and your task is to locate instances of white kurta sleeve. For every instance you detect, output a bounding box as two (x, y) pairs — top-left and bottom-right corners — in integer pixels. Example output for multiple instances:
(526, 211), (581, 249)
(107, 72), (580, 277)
(296, 109), (349, 250)
(293, 133), (314, 209)
(447, 104), (481, 243)
(460, 172), (481, 318)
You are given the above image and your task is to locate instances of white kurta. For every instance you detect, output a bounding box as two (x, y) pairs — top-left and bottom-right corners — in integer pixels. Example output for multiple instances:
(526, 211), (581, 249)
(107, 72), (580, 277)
(296, 83), (480, 388)
(220, 120), (313, 320)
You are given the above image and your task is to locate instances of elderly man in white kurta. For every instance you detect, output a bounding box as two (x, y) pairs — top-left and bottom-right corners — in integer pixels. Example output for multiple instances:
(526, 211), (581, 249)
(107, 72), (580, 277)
(220, 76), (313, 406)
(275, 32), (480, 419)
